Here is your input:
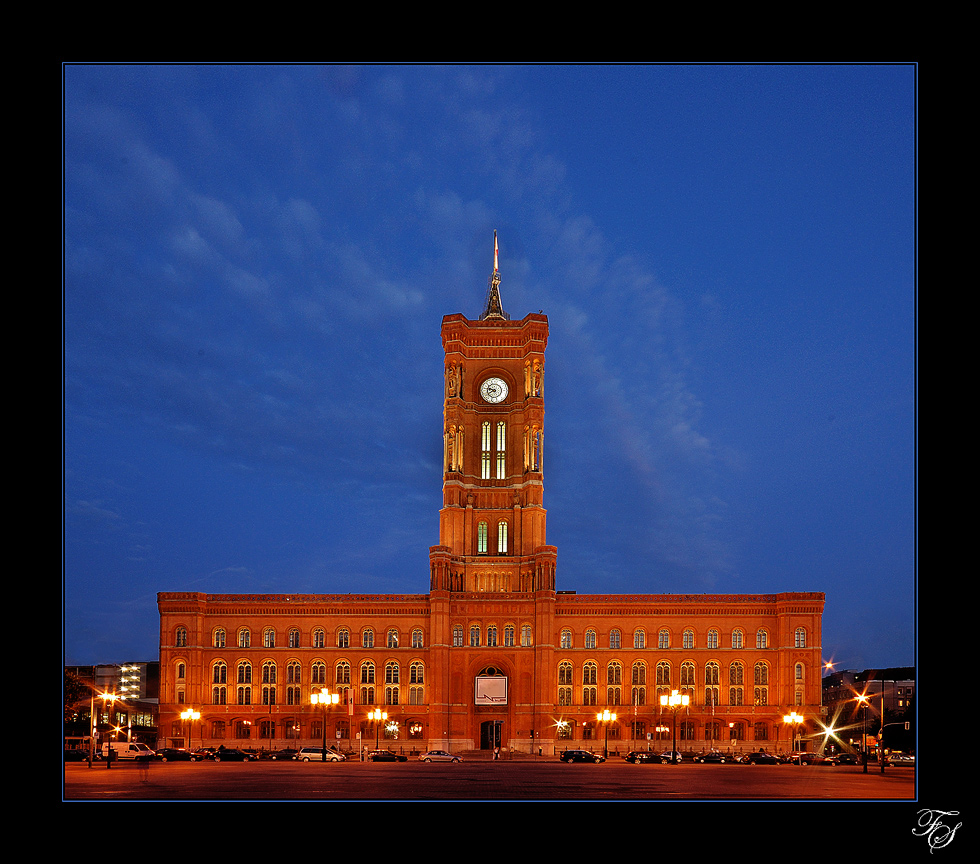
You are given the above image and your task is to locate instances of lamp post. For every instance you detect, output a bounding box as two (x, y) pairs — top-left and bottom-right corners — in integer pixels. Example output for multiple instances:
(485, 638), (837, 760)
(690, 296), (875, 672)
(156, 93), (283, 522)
(311, 688), (340, 762)
(660, 690), (689, 764)
(98, 693), (120, 769)
(369, 708), (388, 750)
(596, 709), (617, 760)
(856, 694), (869, 773)
(784, 711), (803, 759)
(180, 707), (201, 751)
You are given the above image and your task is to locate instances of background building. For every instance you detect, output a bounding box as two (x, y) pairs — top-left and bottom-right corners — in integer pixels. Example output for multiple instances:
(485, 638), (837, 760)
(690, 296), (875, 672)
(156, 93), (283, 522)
(158, 248), (825, 756)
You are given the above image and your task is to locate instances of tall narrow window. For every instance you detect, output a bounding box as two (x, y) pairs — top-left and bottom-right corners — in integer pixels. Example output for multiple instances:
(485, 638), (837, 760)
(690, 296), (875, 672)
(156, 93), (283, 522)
(477, 521), (488, 554)
(497, 520), (508, 553)
(496, 422), (506, 478)
(481, 421), (492, 479)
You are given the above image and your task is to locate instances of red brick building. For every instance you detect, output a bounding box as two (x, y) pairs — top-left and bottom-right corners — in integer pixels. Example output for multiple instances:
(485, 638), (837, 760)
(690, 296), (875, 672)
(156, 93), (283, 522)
(158, 242), (824, 756)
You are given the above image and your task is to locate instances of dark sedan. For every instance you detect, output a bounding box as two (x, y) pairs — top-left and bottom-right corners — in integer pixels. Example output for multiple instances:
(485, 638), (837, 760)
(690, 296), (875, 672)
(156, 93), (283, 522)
(828, 753), (858, 766)
(367, 749), (408, 762)
(560, 749), (605, 763)
(154, 747), (197, 762)
(212, 748), (253, 762)
(740, 751), (779, 765)
(624, 750), (660, 764)
(696, 751), (728, 764)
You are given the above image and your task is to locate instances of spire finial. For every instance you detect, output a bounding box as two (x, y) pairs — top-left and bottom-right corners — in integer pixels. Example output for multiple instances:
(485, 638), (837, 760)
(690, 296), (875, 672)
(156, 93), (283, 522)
(480, 230), (509, 320)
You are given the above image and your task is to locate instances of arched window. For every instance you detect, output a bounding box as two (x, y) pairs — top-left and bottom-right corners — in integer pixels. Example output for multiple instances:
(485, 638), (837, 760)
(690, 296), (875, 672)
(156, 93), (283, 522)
(683, 629), (695, 649)
(477, 521), (488, 553)
(610, 629), (622, 649)
(795, 662), (804, 681)
(412, 629), (424, 648)
(213, 628), (226, 648)
(362, 629), (375, 649)
(387, 629), (399, 649)
(558, 661), (573, 685)
(585, 629), (597, 649)
(730, 661), (744, 685)
(497, 520), (508, 553)
(175, 627), (187, 647)
(288, 628), (301, 648)
(360, 661), (375, 684)
(634, 629), (646, 649)
(560, 629), (572, 649)
(287, 662), (301, 684)
(707, 629), (719, 649)
(313, 628), (326, 648)
(658, 629), (670, 649)
(795, 627), (807, 648)
(496, 421), (506, 479)
(521, 625), (533, 647)
(237, 662), (251, 684)
(680, 662), (695, 687)
(410, 662), (424, 684)
(262, 662), (277, 684)
(705, 662), (720, 685)
(212, 662), (227, 684)
(469, 626), (480, 647)
(334, 629), (346, 649)
(385, 662), (400, 684)
(238, 628), (250, 649)
(732, 629), (744, 649)
(453, 626), (464, 647)
(333, 662), (348, 685)
(481, 421), (492, 479)
(656, 661), (671, 685)
(583, 662), (598, 685)
(504, 625), (515, 646)
(263, 628), (275, 649)
(607, 662), (622, 685)
(756, 629), (768, 649)
(631, 662), (647, 686)
(487, 625), (498, 646)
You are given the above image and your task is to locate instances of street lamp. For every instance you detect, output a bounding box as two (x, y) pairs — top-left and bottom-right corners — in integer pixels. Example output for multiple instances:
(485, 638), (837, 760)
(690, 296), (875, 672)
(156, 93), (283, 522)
(596, 709), (617, 760)
(856, 694), (869, 773)
(369, 708), (388, 750)
(784, 711), (803, 758)
(98, 692), (122, 769)
(310, 688), (340, 762)
(180, 707), (201, 751)
(660, 690), (689, 764)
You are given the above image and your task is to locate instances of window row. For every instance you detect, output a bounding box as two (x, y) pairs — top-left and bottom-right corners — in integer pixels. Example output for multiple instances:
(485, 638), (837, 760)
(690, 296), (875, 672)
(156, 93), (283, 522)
(205, 683), (426, 707)
(452, 624), (533, 647)
(199, 659), (426, 686)
(557, 627), (810, 650)
(559, 660), (788, 687)
(557, 685), (776, 707)
(174, 624), (810, 651)
(174, 626), (428, 650)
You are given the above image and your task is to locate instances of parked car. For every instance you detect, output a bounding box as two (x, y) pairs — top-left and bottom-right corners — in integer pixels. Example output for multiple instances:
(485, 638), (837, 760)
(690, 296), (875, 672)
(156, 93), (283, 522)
(828, 752), (858, 766)
(624, 750), (660, 763)
(212, 747), (252, 762)
(295, 746), (345, 762)
(560, 749), (605, 763)
(696, 751), (728, 764)
(660, 750), (684, 763)
(887, 753), (915, 766)
(740, 751), (779, 765)
(191, 748), (217, 761)
(64, 749), (88, 762)
(367, 749), (408, 762)
(418, 750), (462, 763)
(789, 752), (828, 765)
(154, 747), (196, 762)
(263, 747), (299, 761)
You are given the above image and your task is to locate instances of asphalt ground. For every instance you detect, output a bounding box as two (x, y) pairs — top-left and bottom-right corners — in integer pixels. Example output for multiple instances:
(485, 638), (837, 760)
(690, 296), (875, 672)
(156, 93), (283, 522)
(64, 757), (916, 802)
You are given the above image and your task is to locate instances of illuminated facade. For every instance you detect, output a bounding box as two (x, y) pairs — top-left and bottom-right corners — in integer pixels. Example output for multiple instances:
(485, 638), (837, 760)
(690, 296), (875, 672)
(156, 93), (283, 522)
(158, 239), (824, 755)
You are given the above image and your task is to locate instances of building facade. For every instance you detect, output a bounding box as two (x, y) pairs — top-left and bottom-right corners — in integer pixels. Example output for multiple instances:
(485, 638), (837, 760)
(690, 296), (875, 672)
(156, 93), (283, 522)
(158, 242), (824, 756)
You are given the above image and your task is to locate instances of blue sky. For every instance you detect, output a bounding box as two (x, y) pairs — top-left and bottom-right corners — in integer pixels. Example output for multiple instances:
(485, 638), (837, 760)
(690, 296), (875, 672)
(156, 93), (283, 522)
(63, 64), (916, 672)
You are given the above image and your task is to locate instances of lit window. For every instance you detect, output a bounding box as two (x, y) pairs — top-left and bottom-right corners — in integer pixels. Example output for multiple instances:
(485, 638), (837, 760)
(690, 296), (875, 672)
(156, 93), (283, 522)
(560, 629), (572, 649)
(478, 521), (488, 554)
(497, 520), (508, 553)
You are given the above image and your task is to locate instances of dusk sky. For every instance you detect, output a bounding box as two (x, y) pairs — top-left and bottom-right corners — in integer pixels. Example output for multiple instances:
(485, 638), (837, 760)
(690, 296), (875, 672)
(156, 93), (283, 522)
(63, 64), (916, 673)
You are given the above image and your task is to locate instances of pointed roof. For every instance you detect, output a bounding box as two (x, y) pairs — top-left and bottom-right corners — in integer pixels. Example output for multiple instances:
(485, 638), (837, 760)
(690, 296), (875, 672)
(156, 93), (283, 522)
(479, 230), (509, 320)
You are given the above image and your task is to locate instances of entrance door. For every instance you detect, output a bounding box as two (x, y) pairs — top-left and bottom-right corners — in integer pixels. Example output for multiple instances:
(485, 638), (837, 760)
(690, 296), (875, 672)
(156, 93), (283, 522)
(480, 720), (503, 751)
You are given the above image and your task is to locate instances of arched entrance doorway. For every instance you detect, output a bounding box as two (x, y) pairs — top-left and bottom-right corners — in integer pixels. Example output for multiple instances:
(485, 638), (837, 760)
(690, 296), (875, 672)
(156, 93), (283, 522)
(481, 720), (503, 751)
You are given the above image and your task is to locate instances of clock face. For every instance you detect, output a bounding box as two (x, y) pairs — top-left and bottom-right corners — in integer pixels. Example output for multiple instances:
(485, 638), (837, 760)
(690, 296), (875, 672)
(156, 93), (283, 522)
(480, 377), (509, 404)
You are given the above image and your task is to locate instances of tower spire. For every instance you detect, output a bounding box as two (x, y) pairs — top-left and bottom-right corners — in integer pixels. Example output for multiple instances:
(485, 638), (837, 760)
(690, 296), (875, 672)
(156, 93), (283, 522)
(480, 230), (509, 320)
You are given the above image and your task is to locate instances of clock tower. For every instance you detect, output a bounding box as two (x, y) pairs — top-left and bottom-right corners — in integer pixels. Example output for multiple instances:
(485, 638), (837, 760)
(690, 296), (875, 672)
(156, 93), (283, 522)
(429, 234), (557, 595)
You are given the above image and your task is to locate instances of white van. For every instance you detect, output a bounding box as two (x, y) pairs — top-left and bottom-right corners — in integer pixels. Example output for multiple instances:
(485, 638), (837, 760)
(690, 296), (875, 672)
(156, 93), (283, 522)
(102, 740), (155, 760)
(295, 746), (345, 762)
